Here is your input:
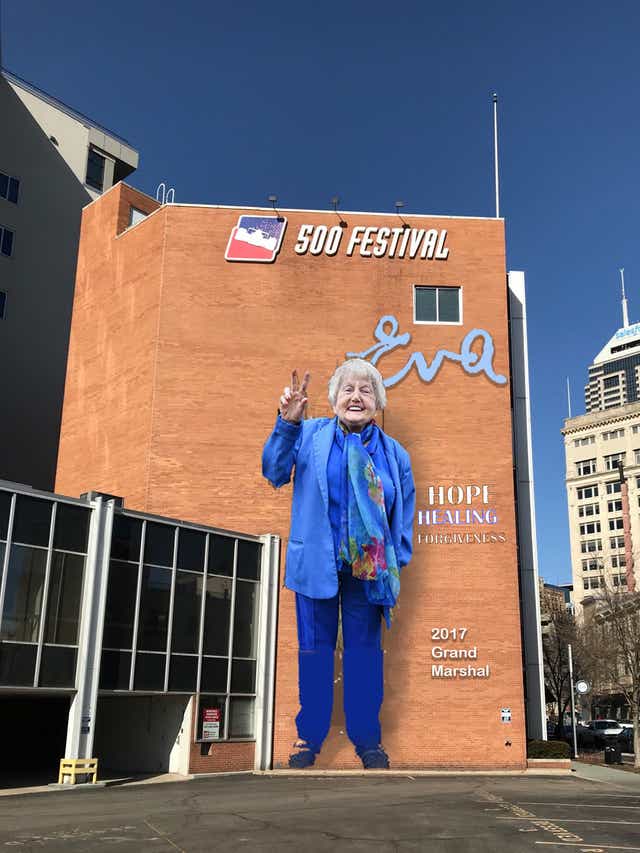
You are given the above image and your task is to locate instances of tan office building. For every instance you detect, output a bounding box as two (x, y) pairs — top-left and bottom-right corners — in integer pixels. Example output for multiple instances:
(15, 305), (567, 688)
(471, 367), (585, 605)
(563, 309), (640, 612)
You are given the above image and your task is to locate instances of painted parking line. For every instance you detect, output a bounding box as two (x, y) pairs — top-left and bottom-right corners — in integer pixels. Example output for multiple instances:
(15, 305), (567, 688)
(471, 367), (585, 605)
(498, 817), (640, 825)
(535, 843), (640, 851)
(548, 796), (640, 801)
(518, 803), (640, 810)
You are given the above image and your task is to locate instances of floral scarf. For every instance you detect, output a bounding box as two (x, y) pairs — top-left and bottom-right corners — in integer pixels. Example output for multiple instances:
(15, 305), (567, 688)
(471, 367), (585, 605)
(336, 420), (400, 626)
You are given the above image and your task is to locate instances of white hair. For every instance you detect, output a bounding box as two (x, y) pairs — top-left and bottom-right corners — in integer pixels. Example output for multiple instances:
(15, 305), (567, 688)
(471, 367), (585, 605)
(328, 359), (387, 409)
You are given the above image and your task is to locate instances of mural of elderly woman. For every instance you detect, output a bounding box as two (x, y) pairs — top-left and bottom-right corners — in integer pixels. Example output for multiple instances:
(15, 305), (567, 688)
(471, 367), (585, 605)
(262, 360), (415, 769)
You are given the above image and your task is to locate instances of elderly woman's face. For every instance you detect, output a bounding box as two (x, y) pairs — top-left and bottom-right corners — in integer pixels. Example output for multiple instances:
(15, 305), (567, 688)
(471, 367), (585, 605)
(333, 373), (377, 431)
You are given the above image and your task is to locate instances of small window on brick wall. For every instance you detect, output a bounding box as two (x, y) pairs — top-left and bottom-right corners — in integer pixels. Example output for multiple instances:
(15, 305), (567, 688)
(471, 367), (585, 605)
(414, 286), (461, 324)
(129, 207), (148, 227)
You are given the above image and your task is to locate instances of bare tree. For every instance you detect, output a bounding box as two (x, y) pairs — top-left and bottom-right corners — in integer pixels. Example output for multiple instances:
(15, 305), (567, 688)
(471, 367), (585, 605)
(542, 604), (580, 733)
(582, 586), (640, 768)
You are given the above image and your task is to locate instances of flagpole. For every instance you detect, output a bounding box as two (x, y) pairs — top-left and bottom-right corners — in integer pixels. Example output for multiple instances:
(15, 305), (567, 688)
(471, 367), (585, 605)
(493, 93), (500, 218)
(567, 376), (572, 419)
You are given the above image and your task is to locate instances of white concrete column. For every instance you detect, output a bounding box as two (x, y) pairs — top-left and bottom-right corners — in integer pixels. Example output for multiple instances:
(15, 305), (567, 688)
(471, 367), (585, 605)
(253, 534), (280, 770)
(63, 497), (116, 770)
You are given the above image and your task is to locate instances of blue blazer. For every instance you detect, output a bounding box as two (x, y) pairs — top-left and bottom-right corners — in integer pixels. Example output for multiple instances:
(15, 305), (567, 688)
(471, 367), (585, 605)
(262, 416), (416, 600)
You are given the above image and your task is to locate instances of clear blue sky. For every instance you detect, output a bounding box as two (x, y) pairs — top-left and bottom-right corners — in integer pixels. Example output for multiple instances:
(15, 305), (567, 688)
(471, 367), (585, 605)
(3, 0), (640, 584)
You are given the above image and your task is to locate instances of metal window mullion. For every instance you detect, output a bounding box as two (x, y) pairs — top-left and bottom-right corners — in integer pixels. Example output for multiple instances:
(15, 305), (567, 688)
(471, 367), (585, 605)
(223, 539), (239, 740)
(129, 519), (146, 691)
(164, 527), (179, 692)
(0, 492), (16, 634)
(33, 502), (57, 686)
(195, 534), (209, 696)
(48, 552), (66, 645)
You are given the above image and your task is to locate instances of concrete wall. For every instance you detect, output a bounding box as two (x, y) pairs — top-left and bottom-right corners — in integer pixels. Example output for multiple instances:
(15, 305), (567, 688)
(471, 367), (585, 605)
(9, 81), (91, 190)
(0, 76), (91, 489)
(94, 694), (190, 774)
(8, 81), (138, 201)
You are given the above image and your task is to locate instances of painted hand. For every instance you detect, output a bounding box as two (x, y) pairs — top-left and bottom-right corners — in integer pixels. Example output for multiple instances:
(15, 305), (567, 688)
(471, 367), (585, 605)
(279, 370), (310, 423)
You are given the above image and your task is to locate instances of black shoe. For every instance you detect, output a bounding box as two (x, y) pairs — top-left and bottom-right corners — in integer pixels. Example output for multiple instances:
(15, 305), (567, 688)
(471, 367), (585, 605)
(288, 741), (317, 769)
(359, 747), (390, 769)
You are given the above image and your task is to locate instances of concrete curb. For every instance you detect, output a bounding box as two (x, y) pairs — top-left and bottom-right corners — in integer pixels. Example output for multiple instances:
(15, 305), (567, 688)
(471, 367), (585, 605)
(258, 768), (571, 777)
(0, 765), (574, 796)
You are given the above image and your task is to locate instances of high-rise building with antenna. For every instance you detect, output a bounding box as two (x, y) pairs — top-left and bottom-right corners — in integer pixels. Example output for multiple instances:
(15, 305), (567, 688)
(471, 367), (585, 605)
(584, 270), (640, 412)
(563, 271), (640, 611)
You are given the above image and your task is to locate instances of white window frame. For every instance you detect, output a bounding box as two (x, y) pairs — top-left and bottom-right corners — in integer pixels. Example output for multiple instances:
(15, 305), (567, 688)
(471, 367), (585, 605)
(578, 503), (599, 517)
(602, 428), (625, 440)
(413, 285), (463, 326)
(576, 459), (597, 476)
(577, 485), (598, 500)
(574, 435), (595, 447)
(604, 452), (626, 471)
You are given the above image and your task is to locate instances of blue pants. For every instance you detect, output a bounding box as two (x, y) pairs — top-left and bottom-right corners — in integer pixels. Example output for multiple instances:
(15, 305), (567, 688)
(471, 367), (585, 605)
(295, 572), (383, 756)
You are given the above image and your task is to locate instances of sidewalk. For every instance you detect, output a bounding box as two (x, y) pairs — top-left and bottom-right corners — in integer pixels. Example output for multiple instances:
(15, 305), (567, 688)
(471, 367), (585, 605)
(0, 771), (191, 798)
(572, 758), (640, 790)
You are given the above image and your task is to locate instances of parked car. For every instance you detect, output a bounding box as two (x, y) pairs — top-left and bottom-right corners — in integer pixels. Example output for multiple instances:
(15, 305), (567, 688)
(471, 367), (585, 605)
(587, 719), (624, 747)
(617, 725), (634, 753)
(575, 723), (598, 750)
(550, 724), (597, 750)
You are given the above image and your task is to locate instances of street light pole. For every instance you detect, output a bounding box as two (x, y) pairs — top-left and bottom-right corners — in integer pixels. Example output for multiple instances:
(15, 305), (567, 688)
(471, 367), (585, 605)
(568, 643), (578, 758)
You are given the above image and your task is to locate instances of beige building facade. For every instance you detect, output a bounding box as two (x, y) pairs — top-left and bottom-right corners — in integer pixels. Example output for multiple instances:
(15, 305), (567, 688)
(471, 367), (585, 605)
(563, 401), (640, 610)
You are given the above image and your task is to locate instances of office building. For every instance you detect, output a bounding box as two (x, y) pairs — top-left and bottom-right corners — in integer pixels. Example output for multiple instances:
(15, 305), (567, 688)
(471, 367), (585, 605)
(0, 479), (278, 777)
(0, 70), (138, 490)
(563, 290), (640, 610)
(584, 276), (640, 413)
(45, 182), (544, 771)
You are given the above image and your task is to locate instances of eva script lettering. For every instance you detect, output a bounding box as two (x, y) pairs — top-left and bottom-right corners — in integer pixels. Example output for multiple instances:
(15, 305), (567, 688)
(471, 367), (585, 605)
(347, 315), (507, 388)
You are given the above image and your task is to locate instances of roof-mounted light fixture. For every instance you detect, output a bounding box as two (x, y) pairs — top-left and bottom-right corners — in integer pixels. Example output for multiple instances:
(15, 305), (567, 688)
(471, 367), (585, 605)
(268, 194), (284, 222)
(331, 196), (348, 228)
(395, 200), (410, 229)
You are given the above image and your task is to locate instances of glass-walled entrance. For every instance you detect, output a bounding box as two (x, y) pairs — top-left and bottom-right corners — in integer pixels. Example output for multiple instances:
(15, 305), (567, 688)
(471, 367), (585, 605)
(0, 482), (280, 784)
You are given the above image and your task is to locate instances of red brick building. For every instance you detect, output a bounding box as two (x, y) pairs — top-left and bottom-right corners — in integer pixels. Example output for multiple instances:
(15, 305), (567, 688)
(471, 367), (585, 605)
(54, 182), (542, 771)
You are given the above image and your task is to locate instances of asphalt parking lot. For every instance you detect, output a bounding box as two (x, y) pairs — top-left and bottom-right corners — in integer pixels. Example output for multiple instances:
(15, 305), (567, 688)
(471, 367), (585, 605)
(2, 770), (640, 852)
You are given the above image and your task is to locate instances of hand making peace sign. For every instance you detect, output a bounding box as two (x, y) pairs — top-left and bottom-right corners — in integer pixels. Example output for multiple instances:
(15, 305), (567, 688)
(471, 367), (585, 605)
(279, 369), (311, 423)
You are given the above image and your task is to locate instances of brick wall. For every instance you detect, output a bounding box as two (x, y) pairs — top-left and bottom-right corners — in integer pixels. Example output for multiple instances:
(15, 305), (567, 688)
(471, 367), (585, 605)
(188, 694), (255, 774)
(58, 189), (527, 770)
(189, 741), (255, 774)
